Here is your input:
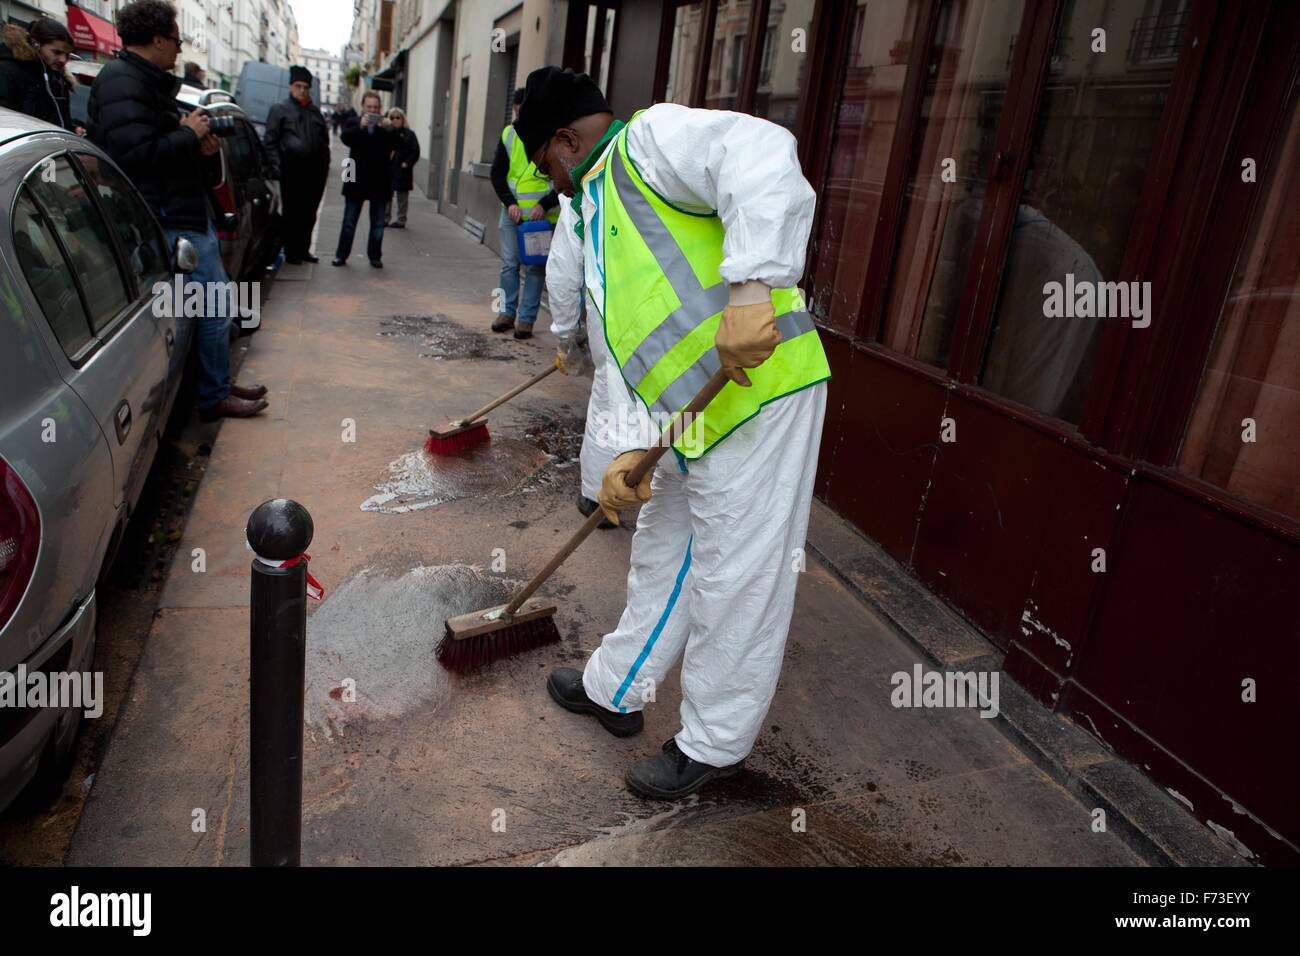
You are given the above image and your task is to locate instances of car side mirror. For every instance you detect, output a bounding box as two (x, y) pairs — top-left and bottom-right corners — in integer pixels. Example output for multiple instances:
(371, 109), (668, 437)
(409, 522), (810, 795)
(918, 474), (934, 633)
(174, 236), (198, 274)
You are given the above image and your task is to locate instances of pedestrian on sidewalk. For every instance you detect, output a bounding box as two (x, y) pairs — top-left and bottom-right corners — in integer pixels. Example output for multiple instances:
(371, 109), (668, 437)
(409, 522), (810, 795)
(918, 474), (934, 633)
(385, 107), (419, 229)
(0, 18), (79, 132)
(89, 0), (267, 422)
(266, 65), (330, 264)
(519, 66), (829, 799)
(333, 90), (399, 269)
(490, 87), (560, 340)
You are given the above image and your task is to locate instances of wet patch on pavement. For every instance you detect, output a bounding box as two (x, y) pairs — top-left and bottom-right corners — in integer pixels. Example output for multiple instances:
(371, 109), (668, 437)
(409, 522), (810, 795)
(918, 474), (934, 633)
(305, 564), (515, 739)
(377, 314), (513, 361)
(361, 441), (551, 513)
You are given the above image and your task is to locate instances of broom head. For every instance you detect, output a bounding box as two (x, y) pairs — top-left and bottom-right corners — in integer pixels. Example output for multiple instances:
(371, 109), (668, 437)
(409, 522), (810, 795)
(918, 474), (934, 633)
(437, 599), (560, 672)
(424, 419), (490, 456)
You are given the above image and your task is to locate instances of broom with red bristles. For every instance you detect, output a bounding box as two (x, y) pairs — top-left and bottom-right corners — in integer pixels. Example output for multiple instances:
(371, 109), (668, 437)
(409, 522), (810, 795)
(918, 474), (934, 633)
(437, 368), (731, 672)
(424, 365), (560, 456)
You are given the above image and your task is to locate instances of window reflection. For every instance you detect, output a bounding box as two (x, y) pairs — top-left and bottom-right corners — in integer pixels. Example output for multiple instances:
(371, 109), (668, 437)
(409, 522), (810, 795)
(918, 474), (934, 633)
(978, 0), (1185, 422)
(753, 0), (815, 132)
(704, 0), (751, 111)
(808, 0), (919, 334)
(1178, 75), (1300, 521)
(878, 0), (1024, 365)
(664, 3), (705, 105)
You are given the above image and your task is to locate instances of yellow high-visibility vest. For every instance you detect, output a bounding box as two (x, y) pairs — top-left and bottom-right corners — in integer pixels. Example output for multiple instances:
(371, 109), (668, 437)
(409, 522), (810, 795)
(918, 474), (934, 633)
(502, 124), (559, 224)
(596, 113), (830, 459)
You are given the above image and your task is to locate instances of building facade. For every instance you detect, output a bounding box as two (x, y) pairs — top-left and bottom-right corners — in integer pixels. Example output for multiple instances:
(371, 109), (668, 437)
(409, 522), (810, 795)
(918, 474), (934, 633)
(301, 46), (343, 108)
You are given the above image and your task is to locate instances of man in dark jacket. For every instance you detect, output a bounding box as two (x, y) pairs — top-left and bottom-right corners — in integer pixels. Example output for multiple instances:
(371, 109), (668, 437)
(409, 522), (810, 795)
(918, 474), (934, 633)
(89, 0), (267, 421)
(0, 18), (76, 131)
(332, 90), (399, 268)
(384, 106), (419, 228)
(265, 65), (330, 263)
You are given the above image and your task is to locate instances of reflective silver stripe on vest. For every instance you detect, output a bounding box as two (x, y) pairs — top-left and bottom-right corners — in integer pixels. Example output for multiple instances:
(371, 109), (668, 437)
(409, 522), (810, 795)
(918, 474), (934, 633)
(654, 309), (817, 415)
(610, 149), (730, 387)
(504, 127), (516, 153)
(516, 189), (549, 200)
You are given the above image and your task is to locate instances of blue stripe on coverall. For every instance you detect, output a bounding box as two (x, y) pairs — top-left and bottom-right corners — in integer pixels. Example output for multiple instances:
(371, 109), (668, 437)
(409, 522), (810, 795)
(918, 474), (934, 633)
(611, 535), (693, 711)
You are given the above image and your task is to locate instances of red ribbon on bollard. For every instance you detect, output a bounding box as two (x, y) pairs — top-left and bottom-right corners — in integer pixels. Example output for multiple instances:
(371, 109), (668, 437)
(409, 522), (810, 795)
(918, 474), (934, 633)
(270, 552), (324, 601)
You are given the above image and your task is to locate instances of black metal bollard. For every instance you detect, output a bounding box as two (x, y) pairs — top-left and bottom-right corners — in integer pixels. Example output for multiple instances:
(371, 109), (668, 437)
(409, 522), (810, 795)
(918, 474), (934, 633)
(246, 498), (314, 867)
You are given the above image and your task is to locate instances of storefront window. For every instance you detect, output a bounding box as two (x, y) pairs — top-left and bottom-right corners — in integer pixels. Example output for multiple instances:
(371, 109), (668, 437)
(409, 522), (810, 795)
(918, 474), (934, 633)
(752, 0), (815, 132)
(664, 2), (706, 105)
(807, 0), (918, 335)
(878, 0), (1024, 366)
(703, 1), (752, 110)
(1177, 76), (1300, 522)
(978, 0), (1186, 422)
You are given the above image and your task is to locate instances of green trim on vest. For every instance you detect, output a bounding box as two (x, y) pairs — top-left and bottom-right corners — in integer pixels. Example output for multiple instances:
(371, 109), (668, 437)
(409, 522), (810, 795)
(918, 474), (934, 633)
(502, 125), (558, 224)
(598, 116), (830, 459)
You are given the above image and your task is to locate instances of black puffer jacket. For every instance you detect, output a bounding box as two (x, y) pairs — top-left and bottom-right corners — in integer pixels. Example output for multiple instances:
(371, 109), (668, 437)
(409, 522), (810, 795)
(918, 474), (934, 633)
(340, 112), (400, 201)
(389, 126), (420, 192)
(88, 49), (217, 230)
(0, 23), (74, 130)
(265, 95), (329, 178)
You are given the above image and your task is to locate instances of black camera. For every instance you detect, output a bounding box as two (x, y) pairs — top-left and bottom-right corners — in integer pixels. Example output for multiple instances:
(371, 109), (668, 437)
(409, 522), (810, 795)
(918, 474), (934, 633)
(207, 114), (238, 137)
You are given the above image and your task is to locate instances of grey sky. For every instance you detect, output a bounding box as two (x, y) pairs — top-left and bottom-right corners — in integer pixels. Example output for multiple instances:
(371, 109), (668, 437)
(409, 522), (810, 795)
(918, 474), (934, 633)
(291, 0), (355, 57)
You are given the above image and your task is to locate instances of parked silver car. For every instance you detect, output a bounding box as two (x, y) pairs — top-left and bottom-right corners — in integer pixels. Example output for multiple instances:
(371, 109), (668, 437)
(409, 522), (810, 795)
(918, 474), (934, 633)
(0, 108), (194, 812)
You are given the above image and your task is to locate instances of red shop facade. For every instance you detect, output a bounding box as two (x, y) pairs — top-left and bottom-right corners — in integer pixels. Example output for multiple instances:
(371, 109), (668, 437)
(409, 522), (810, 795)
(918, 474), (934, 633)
(568, 0), (1299, 863)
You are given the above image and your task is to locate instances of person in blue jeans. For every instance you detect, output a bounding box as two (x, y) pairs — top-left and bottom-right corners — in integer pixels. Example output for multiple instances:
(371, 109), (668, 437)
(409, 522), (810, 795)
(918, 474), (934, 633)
(162, 222), (265, 419)
(490, 88), (559, 339)
(88, 0), (266, 421)
(333, 90), (399, 268)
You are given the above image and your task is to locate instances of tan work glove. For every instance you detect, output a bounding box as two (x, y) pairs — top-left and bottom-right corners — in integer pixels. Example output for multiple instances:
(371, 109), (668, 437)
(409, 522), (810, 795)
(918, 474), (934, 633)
(715, 280), (780, 387)
(597, 450), (652, 526)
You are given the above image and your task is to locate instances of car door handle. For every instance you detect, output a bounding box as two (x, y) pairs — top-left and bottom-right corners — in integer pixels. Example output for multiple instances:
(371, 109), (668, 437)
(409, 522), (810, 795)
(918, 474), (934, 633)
(114, 400), (131, 444)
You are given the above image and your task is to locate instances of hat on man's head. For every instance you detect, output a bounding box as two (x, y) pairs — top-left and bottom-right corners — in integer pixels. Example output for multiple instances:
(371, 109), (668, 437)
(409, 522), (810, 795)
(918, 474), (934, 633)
(514, 66), (610, 159)
(290, 65), (312, 86)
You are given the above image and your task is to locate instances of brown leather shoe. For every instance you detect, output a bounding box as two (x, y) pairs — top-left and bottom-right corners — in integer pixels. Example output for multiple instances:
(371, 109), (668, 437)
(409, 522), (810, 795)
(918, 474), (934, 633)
(229, 382), (268, 400)
(198, 395), (269, 422)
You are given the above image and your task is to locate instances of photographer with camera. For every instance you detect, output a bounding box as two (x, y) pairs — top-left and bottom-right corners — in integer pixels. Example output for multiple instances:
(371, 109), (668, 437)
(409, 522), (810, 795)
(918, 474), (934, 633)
(89, 0), (268, 422)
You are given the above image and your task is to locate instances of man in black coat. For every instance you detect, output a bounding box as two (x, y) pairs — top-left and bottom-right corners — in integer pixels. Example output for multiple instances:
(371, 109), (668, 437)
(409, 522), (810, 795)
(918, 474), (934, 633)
(332, 90), (399, 268)
(265, 65), (330, 263)
(89, 0), (267, 421)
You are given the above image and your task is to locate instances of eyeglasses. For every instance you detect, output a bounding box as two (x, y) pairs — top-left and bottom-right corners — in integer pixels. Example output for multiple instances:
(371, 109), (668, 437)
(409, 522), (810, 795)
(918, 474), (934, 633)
(166, 33), (183, 50)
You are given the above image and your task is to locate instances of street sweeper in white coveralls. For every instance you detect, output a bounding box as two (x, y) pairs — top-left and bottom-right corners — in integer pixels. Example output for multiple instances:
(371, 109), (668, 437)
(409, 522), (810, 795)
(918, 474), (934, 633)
(525, 66), (830, 799)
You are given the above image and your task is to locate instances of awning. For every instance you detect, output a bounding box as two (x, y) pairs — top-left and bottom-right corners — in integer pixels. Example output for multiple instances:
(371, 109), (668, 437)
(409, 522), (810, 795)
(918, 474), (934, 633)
(370, 49), (407, 91)
(66, 3), (121, 57)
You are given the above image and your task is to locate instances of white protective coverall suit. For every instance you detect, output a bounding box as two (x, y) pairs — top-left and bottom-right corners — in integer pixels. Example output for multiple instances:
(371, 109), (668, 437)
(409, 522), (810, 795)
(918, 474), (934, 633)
(547, 200), (622, 502)
(558, 103), (827, 768)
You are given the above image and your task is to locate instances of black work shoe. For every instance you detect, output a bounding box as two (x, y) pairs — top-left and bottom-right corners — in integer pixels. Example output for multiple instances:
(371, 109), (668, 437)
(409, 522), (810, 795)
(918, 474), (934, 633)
(388, 222), (405, 229)
(513, 324), (534, 340)
(577, 494), (616, 529)
(369, 259), (383, 268)
(546, 667), (643, 737)
(303, 253), (320, 263)
(625, 738), (744, 800)
(491, 315), (515, 333)
(331, 258), (346, 266)
(285, 256), (303, 265)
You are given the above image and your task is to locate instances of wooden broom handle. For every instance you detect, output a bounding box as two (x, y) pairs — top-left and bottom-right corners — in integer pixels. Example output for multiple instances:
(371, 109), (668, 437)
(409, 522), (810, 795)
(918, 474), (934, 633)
(457, 365), (558, 425)
(505, 368), (730, 616)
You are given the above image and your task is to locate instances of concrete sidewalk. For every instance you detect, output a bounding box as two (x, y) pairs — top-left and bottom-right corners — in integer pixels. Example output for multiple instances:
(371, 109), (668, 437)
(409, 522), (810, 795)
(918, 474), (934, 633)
(69, 172), (1160, 867)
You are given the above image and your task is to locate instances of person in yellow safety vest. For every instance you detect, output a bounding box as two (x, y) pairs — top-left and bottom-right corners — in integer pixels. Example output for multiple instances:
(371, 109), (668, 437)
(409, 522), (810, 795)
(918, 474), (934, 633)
(490, 87), (561, 340)
(519, 66), (831, 800)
